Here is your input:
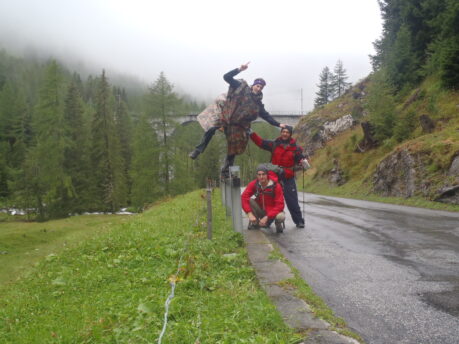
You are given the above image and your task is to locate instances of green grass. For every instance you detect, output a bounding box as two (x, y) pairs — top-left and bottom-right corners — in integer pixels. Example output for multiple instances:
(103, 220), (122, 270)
(0, 214), (133, 285)
(301, 178), (459, 212)
(0, 190), (303, 343)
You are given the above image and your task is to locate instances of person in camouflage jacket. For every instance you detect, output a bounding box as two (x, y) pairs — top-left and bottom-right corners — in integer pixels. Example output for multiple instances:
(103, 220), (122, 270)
(189, 62), (286, 176)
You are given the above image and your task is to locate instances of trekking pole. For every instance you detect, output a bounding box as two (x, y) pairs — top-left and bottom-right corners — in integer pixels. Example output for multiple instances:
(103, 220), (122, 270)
(302, 167), (305, 228)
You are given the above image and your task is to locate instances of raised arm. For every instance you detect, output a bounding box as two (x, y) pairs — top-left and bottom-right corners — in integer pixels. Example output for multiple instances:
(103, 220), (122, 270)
(249, 131), (274, 152)
(224, 62), (249, 88)
(257, 102), (281, 127)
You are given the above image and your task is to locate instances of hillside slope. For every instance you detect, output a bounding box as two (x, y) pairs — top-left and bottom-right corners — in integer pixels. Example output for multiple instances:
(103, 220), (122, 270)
(295, 75), (459, 208)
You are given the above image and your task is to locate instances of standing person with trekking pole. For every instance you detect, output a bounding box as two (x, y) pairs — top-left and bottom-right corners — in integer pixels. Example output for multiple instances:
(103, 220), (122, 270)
(249, 126), (310, 228)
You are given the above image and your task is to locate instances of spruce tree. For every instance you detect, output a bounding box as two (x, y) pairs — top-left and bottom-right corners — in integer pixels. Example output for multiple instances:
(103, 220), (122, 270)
(365, 71), (397, 143)
(63, 80), (91, 213)
(438, 0), (459, 89)
(331, 60), (351, 98)
(24, 60), (72, 219)
(113, 88), (132, 196)
(145, 72), (179, 195)
(314, 66), (334, 108)
(90, 70), (127, 211)
(130, 114), (160, 209)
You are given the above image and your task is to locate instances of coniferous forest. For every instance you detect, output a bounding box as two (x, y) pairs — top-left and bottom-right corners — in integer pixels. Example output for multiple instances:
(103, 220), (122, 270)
(0, 50), (278, 220)
(0, 52), (201, 219)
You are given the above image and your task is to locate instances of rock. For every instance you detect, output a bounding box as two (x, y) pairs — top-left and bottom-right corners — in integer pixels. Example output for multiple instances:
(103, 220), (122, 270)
(297, 114), (357, 156)
(448, 154), (459, 177)
(328, 159), (346, 186)
(419, 114), (435, 133)
(355, 121), (377, 152)
(372, 148), (459, 204)
(434, 185), (459, 204)
(373, 149), (418, 197)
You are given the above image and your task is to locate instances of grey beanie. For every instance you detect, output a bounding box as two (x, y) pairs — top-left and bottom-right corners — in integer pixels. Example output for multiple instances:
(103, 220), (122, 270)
(256, 164), (268, 174)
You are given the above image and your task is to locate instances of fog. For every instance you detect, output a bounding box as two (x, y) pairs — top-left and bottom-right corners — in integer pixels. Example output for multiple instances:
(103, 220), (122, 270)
(0, 0), (382, 112)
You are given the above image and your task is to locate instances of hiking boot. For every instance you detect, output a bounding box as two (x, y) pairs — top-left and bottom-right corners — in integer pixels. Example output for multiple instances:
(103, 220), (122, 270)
(221, 167), (230, 179)
(248, 221), (259, 230)
(275, 221), (284, 233)
(188, 149), (200, 160)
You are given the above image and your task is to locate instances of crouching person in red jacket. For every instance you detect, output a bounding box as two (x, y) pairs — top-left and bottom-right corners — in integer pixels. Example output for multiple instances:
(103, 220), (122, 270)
(241, 164), (286, 233)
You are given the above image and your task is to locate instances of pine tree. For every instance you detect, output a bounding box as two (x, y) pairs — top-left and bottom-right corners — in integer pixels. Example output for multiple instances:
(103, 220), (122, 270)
(63, 80), (92, 213)
(314, 66), (334, 108)
(365, 71), (397, 143)
(370, 0), (458, 89)
(130, 114), (160, 209)
(90, 70), (127, 211)
(23, 60), (73, 219)
(145, 72), (179, 195)
(438, 0), (459, 89)
(0, 82), (26, 169)
(113, 88), (132, 196)
(331, 60), (351, 98)
(385, 24), (420, 90)
(0, 82), (30, 200)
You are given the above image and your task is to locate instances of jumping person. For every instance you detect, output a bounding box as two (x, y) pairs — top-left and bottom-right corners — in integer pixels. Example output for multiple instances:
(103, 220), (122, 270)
(189, 62), (287, 175)
(249, 126), (309, 228)
(241, 164), (286, 233)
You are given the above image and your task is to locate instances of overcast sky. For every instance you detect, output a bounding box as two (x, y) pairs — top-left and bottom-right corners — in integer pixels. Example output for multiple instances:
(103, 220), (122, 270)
(0, 0), (382, 112)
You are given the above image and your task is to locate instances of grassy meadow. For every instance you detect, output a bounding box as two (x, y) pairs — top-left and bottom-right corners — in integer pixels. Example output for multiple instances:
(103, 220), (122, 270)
(0, 190), (303, 343)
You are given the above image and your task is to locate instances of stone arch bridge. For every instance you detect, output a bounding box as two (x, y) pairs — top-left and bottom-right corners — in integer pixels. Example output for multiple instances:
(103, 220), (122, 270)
(172, 112), (304, 127)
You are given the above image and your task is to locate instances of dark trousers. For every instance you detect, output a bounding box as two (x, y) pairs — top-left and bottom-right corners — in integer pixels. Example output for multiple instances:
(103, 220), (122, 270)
(195, 126), (219, 153)
(221, 154), (235, 173)
(281, 177), (304, 225)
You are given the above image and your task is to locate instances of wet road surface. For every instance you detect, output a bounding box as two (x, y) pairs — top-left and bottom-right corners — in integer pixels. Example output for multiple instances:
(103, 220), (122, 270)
(265, 193), (459, 344)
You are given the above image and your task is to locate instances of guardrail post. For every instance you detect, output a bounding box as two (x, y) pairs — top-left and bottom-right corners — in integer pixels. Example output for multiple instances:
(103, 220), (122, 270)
(229, 166), (243, 233)
(206, 178), (212, 240)
(221, 177), (226, 206)
(224, 177), (232, 216)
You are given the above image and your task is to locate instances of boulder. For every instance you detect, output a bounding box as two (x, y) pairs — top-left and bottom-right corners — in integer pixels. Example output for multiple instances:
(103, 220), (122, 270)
(419, 114), (435, 133)
(448, 154), (459, 177)
(372, 148), (459, 205)
(372, 149), (418, 198)
(296, 114), (357, 156)
(434, 185), (459, 204)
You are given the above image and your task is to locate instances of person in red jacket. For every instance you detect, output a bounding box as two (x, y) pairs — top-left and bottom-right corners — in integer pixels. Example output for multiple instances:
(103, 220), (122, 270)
(241, 164), (286, 233)
(249, 126), (309, 228)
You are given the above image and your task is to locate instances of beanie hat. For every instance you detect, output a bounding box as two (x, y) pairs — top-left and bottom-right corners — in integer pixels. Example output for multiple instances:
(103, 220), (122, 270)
(252, 78), (266, 87)
(282, 125), (293, 134)
(256, 164), (268, 174)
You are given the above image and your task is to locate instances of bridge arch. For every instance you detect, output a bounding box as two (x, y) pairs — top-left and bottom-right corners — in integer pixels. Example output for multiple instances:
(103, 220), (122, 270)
(170, 113), (304, 128)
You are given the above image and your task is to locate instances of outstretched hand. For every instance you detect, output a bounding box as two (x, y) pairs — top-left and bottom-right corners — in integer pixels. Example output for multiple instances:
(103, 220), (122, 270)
(239, 61), (250, 71)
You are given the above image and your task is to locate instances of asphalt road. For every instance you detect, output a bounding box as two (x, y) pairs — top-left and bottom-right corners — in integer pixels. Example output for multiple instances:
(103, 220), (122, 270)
(264, 193), (459, 344)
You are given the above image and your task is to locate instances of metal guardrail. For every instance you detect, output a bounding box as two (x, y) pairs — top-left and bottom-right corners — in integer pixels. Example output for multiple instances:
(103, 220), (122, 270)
(220, 166), (243, 233)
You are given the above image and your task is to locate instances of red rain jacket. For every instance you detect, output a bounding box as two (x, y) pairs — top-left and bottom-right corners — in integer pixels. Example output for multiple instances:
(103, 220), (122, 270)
(250, 132), (304, 179)
(241, 176), (284, 219)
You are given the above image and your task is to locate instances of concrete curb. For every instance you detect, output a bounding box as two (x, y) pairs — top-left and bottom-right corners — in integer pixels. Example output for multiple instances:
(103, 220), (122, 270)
(244, 229), (360, 344)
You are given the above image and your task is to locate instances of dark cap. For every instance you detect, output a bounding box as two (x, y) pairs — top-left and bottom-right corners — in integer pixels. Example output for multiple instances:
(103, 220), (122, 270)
(281, 125), (293, 134)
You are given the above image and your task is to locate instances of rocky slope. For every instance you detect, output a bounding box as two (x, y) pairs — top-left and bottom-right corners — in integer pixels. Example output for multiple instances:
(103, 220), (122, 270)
(295, 77), (459, 205)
